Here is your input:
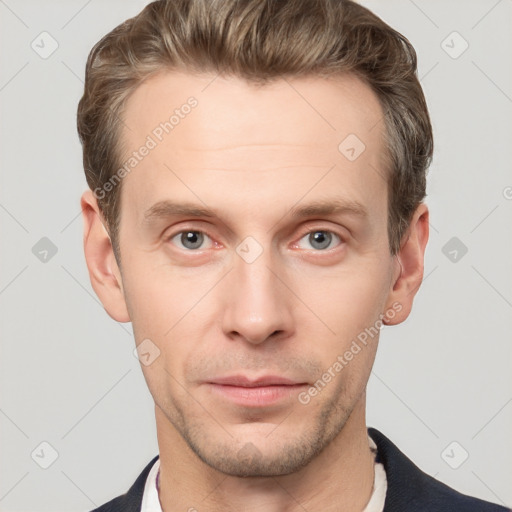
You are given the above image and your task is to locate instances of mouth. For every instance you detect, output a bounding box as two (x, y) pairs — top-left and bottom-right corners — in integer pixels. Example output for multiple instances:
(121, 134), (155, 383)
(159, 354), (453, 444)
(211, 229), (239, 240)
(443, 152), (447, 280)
(205, 375), (309, 407)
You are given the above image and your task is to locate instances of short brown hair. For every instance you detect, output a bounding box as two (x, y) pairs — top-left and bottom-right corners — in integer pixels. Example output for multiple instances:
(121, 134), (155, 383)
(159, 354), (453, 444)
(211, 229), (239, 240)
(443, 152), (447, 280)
(77, 0), (433, 264)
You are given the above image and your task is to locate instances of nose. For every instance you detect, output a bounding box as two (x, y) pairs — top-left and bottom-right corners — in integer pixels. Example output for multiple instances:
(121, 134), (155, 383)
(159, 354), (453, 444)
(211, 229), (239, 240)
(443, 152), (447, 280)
(221, 240), (294, 346)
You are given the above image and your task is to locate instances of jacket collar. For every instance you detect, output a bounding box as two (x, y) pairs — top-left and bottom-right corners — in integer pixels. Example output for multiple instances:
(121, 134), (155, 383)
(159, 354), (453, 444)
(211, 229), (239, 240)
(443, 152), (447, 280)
(94, 427), (507, 511)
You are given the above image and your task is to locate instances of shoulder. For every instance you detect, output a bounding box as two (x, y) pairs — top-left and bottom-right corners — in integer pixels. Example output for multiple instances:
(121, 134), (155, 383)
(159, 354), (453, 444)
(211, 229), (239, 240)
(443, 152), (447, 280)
(368, 428), (510, 512)
(89, 454), (160, 512)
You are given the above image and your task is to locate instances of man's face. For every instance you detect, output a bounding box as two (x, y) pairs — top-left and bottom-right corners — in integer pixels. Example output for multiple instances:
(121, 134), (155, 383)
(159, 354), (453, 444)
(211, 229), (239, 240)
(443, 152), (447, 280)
(113, 71), (399, 476)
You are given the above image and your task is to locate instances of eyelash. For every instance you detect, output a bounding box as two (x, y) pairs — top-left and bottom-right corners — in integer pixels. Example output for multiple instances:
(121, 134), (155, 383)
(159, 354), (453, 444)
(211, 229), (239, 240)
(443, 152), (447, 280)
(166, 227), (345, 252)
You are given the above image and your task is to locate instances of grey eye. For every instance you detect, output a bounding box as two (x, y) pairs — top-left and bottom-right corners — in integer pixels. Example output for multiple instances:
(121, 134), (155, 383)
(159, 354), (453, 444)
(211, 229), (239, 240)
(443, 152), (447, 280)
(298, 230), (341, 251)
(172, 231), (207, 250)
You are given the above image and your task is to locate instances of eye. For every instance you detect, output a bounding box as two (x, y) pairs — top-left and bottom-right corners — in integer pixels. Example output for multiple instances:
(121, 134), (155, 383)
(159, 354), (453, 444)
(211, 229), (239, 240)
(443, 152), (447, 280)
(295, 230), (343, 251)
(167, 228), (343, 252)
(168, 230), (213, 251)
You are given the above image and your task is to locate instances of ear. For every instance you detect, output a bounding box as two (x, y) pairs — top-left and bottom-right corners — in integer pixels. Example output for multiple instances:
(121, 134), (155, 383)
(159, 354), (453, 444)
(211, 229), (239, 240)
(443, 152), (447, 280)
(382, 202), (429, 326)
(80, 189), (130, 322)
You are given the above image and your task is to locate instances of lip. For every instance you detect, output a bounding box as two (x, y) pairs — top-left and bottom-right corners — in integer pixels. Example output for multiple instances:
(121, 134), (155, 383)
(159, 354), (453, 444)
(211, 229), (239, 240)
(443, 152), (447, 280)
(209, 375), (304, 387)
(205, 375), (308, 407)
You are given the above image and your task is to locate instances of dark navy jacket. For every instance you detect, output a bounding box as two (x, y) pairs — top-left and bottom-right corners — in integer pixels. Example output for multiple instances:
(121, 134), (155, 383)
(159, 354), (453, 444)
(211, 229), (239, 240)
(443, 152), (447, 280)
(91, 427), (510, 511)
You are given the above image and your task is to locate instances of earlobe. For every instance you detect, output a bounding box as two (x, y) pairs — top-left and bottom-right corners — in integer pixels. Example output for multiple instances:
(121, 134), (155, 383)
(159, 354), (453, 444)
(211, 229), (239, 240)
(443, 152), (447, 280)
(81, 189), (130, 323)
(383, 203), (429, 326)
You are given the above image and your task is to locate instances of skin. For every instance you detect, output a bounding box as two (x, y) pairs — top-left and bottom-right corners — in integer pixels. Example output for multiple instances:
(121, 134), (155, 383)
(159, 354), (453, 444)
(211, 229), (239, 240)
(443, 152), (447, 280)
(81, 70), (429, 511)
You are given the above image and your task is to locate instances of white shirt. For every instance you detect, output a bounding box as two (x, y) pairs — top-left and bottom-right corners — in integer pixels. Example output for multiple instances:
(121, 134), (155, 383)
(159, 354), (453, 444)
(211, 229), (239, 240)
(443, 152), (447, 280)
(141, 436), (387, 512)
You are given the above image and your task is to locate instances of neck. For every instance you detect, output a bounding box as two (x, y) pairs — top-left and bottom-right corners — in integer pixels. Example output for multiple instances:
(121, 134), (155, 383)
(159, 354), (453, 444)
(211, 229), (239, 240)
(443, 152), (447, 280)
(155, 396), (374, 512)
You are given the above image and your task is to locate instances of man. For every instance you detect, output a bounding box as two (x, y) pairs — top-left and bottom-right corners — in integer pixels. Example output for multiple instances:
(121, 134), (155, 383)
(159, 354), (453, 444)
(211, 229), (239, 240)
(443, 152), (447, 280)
(77, 0), (510, 511)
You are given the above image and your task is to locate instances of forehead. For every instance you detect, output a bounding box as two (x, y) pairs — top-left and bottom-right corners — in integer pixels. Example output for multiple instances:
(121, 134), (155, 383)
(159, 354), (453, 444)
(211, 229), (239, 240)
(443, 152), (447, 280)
(117, 70), (387, 226)
(121, 69), (384, 153)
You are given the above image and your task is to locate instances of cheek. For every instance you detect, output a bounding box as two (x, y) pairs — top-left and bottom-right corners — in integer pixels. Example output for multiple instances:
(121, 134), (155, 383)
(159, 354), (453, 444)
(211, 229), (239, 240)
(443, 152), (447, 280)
(292, 260), (389, 386)
(298, 260), (389, 334)
(123, 270), (191, 372)
(123, 262), (186, 331)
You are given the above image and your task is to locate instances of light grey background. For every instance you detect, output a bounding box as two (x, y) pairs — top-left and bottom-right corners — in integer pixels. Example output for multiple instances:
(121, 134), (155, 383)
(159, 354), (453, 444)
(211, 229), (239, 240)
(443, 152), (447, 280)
(0, 0), (511, 510)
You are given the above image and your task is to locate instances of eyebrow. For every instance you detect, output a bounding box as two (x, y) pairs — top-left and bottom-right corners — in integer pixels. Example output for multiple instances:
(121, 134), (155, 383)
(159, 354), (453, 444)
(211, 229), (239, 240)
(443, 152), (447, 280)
(142, 198), (369, 224)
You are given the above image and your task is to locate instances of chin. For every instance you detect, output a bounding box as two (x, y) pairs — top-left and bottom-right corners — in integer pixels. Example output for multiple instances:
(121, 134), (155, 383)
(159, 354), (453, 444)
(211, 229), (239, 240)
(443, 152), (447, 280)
(184, 423), (332, 478)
